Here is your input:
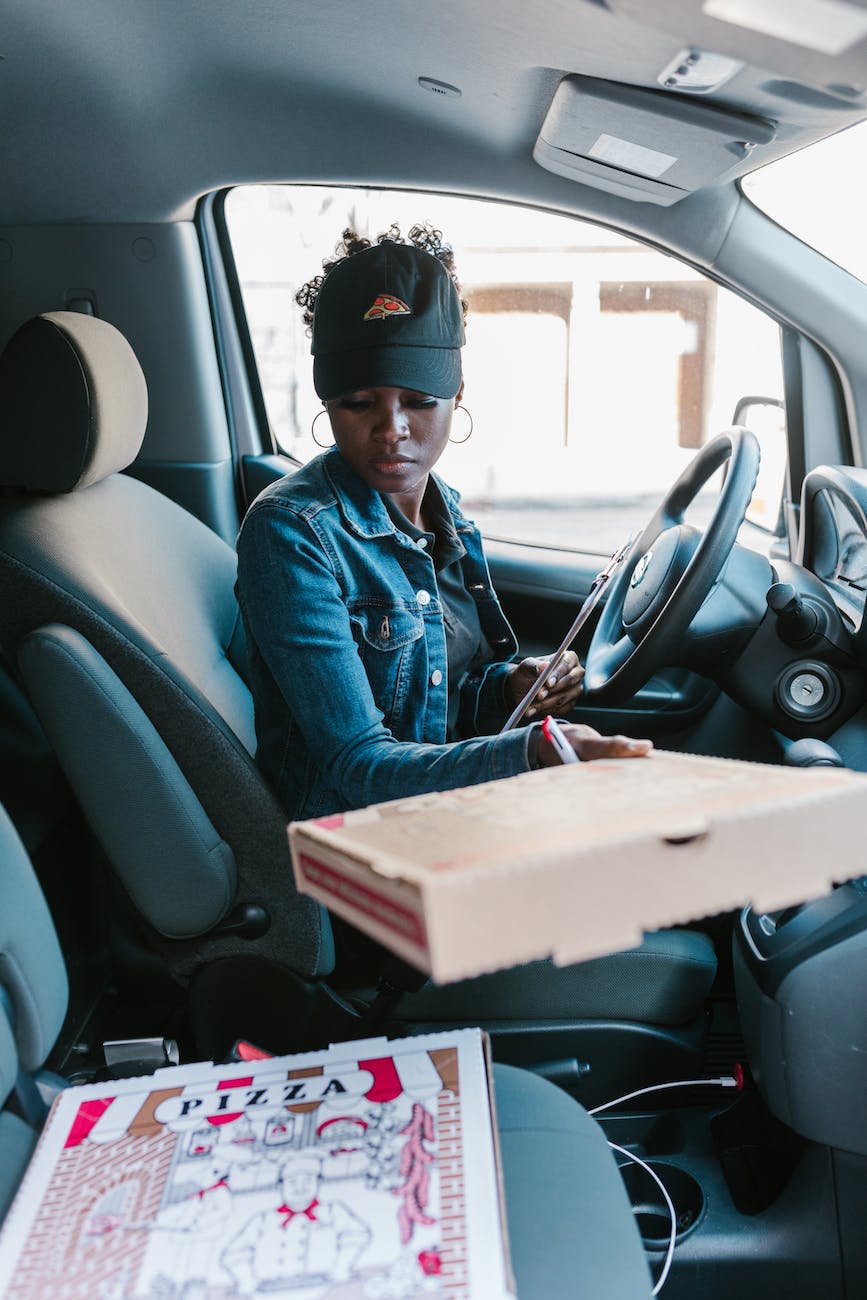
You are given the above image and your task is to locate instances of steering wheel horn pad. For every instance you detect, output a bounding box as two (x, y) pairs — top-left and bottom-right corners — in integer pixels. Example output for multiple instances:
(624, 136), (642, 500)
(622, 524), (701, 638)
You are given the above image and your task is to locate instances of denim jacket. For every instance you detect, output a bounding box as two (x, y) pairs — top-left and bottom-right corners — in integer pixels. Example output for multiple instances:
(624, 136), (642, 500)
(236, 448), (535, 820)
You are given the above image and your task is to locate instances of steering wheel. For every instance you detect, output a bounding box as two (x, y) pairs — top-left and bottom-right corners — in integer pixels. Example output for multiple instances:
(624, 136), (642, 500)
(583, 427), (761, 699)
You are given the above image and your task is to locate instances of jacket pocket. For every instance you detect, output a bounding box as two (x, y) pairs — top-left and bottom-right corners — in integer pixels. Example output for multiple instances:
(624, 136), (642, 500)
(348, 602), (425, 725)
(349, 602), (424, 652)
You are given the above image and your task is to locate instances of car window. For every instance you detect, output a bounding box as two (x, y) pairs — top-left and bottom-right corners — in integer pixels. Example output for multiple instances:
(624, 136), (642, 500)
(225, 185), (784, 556)
(742, 120), (867, 288)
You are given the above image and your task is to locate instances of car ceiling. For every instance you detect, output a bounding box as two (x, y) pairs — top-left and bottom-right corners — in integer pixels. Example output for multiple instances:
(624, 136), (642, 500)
(1, 0), (866, 235)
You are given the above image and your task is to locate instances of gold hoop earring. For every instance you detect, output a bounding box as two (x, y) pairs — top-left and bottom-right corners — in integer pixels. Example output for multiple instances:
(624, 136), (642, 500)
(449, 405), (474, 444)
(311, 408), (333, 448)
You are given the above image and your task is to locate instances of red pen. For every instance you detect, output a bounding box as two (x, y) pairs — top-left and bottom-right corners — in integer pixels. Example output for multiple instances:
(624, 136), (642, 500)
(542, 715), (579, 765)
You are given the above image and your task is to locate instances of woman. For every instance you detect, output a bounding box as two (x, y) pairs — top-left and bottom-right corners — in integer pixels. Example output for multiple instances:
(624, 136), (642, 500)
(236, 224), (650, 823)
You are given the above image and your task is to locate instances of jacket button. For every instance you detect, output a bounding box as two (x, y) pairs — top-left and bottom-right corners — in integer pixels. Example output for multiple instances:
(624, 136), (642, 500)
(416, 590), (431, 606)
(430, 669), (443, 686)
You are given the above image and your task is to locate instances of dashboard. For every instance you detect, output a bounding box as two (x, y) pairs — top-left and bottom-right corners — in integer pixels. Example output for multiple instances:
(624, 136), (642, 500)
(801, 466), (867, 641)
(795, 465), (867, 637)
(716, 465), (867, 757)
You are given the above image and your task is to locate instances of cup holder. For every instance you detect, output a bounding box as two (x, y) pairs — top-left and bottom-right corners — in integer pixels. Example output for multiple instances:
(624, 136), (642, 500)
(619, 1160), (705, 1248)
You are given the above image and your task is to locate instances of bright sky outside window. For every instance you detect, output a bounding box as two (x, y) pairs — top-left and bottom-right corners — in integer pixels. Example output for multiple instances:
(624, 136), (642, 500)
(742, 119), (867, 287)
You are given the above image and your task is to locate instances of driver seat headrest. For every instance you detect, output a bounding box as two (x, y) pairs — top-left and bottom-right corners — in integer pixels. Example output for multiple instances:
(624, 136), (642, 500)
(0, 311), (148, 493)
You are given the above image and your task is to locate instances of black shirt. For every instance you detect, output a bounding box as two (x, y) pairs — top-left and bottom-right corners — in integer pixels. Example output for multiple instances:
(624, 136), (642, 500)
(382, 479), (494, 740)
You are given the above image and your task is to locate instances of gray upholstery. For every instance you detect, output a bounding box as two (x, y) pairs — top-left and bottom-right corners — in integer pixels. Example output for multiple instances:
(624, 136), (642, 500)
(0, 803), (67, 1220)
(494, 1063), (652, 1298)
(19, 625), (238, 938)
(0, 312), (333, 981)
(0, 1113), (37, 1221)
(0, 474), (255, 749)
(402, 928), (717, 1025)
(0, 1012), (20, 1112)
(0, 804), (68, 1072)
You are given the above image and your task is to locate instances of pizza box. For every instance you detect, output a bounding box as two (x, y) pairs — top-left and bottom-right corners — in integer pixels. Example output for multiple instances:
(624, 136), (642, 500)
(288, 749), (867, 983)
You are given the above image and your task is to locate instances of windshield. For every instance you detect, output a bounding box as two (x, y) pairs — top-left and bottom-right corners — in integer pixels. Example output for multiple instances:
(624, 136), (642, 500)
(742, 119), (867, 287)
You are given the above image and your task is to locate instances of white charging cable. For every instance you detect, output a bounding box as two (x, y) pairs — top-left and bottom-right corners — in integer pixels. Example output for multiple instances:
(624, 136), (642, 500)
(589, 1065), (743, 1117)
(608, 1141), (677, 1296)
(592, 1068), (743, 1293)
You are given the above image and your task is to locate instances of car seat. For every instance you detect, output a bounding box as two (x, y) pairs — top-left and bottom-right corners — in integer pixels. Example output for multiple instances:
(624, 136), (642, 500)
(0, 798), (652, 1297)
(0, 310), (715, 1076)
(0, 804), (68, 1218)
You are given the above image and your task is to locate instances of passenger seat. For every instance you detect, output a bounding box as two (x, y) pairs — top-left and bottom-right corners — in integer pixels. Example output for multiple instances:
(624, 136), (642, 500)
(0, 800), (652, 1296)
(0, 803), (68, 1218)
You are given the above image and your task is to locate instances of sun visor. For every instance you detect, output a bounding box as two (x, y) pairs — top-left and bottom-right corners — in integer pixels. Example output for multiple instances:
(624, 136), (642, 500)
(534, 75), (776, 205)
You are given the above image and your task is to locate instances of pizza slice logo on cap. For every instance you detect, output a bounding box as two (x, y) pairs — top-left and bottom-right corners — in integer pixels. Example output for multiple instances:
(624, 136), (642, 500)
(363, 294), (412, 321)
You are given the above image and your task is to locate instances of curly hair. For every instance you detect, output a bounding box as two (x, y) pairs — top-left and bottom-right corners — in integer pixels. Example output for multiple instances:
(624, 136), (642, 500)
(295, 221), (469, 330)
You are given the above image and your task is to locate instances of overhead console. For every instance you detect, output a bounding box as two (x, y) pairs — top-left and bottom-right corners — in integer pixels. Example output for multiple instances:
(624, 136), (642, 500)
(534, 75), (776, 205)
(605, 0), (867, 94)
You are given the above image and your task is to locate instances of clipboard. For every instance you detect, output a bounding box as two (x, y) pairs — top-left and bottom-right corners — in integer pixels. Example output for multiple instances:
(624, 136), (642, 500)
(499, 533), (636, 732)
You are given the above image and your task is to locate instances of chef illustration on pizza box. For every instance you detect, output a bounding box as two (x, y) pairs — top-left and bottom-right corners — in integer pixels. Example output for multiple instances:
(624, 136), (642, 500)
(32, 1044), (459, 1299)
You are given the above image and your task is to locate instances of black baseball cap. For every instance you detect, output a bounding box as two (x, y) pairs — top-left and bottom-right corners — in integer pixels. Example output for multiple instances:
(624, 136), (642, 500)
(311, 241), (465, 401)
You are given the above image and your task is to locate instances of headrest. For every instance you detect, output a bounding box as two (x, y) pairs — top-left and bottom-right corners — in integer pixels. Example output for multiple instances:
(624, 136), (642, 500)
(0, 311), (148, 493)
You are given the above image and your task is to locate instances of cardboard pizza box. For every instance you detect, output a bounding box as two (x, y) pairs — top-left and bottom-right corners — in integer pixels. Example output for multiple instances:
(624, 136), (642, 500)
(289, 749), (867, 983)
(0, 1029), (514, 1299)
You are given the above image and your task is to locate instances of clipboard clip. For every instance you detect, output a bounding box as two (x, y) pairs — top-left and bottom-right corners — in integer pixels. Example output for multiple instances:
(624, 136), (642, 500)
(590, 531), (636, 594)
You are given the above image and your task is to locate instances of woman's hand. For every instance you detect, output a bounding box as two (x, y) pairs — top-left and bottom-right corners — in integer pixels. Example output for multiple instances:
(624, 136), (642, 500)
(536, 722), (652, 767)
(504, 652), (584, 720)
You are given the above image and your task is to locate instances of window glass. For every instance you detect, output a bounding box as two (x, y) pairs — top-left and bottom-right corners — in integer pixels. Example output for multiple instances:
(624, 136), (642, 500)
(225, 186), (784, 555)
(742, 120), (867, 287)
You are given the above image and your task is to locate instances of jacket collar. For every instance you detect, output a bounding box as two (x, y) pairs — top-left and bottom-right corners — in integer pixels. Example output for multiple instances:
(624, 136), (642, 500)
(322, 448), (470, 538)
(323, 448), (395, 539)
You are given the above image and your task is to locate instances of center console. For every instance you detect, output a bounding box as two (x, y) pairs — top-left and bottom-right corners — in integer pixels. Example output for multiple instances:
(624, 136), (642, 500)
(734, 879), (867, 1155)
